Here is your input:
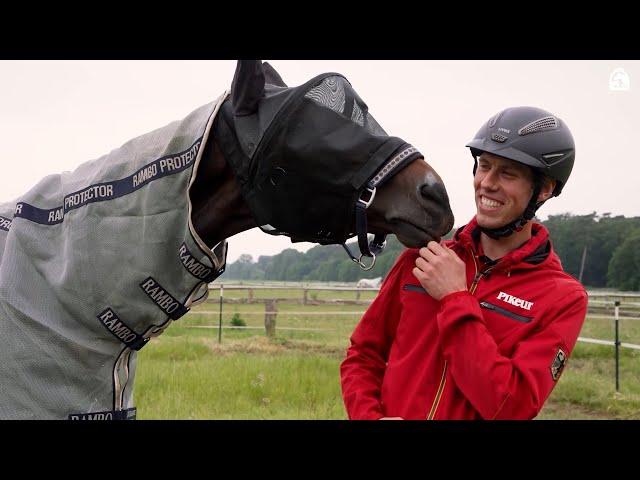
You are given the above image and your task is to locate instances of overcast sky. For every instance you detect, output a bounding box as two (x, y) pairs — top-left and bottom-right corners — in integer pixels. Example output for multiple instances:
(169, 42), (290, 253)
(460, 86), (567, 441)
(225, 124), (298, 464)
(1, 60), (637, 262)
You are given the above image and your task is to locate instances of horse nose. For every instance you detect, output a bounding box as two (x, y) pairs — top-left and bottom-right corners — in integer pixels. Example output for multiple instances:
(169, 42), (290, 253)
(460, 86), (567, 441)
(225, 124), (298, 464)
(420, 182), (450, 207)
(420, 182), (455, 233)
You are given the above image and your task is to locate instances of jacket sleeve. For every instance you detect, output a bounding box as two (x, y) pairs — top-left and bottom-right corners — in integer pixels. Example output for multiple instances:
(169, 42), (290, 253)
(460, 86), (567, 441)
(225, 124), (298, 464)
(339, 251), (409, 420)
(436, 287), (588, 419)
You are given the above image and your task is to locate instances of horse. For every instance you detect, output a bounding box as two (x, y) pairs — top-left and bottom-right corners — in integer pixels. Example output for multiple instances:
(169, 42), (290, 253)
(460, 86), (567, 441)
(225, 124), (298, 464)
(0, 60), (454, 419)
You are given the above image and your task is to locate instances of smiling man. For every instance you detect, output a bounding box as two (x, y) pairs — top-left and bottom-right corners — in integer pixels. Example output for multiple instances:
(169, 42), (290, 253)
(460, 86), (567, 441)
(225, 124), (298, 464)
(340, 106), (588, 420)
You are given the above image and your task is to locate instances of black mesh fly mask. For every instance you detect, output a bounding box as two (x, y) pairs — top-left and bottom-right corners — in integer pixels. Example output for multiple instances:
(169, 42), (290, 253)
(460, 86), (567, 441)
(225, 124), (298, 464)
(214, 61), (424, 270)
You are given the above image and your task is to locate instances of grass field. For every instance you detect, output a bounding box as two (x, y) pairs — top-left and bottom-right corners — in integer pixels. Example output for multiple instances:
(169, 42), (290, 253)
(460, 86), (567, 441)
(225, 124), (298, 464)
(134, 287), (640, 420)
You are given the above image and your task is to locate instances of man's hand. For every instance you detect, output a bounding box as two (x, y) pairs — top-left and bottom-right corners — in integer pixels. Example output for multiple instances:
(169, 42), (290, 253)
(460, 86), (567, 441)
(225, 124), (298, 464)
(412, 241), (467, 301)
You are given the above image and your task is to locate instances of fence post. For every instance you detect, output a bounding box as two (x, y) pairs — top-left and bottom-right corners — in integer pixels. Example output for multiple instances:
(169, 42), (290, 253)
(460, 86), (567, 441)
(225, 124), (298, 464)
(303, 289), (308, 305)
(218, 284), (223, 344)
(615, 300), (620, 392)
(248, 288), (254, 303)
(264, 299), (277, 337)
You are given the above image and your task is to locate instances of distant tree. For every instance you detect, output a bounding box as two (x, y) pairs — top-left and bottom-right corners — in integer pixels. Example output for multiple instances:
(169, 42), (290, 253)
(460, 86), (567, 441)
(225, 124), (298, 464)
(222, 214), (640, 286)
(543, 213), (640, 287)
(607, 229), (640, 291)
(237, 254), (254, 264)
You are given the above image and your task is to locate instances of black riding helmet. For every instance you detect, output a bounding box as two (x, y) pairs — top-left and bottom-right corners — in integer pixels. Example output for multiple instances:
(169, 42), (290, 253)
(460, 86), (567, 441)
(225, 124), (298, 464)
(465, 106), (576, 239)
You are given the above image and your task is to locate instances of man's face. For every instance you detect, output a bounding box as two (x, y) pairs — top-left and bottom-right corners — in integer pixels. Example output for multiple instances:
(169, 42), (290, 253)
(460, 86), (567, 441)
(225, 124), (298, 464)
(473, 152), (535, 229)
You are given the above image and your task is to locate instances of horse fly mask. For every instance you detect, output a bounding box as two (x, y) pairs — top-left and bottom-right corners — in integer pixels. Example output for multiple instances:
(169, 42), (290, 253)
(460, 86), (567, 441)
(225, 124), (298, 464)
(215, 60), (424, 269)
(0, 61), (423, 419)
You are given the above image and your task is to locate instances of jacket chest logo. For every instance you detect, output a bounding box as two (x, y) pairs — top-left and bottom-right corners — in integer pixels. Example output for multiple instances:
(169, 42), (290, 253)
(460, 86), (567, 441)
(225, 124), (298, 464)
(496, 291), (534, 311)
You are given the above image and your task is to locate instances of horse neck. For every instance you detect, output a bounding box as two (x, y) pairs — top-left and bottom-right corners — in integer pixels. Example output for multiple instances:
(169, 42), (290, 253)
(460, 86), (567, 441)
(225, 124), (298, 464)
(189, 138), (257, 248)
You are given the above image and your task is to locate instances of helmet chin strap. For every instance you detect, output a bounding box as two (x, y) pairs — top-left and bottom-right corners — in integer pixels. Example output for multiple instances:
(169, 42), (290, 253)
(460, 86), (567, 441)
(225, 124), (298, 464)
(480, 177), (545, 240)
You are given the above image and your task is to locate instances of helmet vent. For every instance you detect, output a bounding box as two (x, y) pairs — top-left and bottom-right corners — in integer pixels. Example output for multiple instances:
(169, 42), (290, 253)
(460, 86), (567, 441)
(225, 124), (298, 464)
(491, 133), (508, 143)
(518, 116), (558, 136)
(488, 112), (502, 128)
(541, 150), (569, 166)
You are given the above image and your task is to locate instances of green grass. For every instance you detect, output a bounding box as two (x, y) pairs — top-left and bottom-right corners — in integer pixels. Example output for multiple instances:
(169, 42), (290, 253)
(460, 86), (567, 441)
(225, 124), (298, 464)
(185, 302), (363, 348)
(136, 336), (346, 419)
(133, 291), (640, 420)
(537, 344), (640, 419)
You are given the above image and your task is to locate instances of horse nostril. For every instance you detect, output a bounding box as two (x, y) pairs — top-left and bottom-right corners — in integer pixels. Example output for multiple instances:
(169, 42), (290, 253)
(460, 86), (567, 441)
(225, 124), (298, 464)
(420, 182), (450, 206)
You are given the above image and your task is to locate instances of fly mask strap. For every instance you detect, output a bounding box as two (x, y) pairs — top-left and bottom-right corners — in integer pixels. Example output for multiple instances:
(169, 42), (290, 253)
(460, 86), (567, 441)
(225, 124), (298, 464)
(343, 145), (420, 270)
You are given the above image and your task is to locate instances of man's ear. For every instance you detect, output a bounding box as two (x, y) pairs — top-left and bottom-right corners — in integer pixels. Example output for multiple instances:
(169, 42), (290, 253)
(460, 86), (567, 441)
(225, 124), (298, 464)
(231, 60), (265, 116)
(537, 177), (556, 202)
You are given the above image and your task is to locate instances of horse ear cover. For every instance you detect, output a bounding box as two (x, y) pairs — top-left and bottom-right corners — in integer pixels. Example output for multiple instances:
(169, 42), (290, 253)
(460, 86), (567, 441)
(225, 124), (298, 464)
(231, 60), (265, 116)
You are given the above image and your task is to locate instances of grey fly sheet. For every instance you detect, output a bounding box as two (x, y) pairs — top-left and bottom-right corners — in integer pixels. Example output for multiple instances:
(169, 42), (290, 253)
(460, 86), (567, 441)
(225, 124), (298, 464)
(0, 93), (229, 419)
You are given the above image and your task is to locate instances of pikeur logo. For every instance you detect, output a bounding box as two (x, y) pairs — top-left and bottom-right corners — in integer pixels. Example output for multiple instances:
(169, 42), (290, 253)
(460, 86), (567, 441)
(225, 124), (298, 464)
(496, 291), (534, 311)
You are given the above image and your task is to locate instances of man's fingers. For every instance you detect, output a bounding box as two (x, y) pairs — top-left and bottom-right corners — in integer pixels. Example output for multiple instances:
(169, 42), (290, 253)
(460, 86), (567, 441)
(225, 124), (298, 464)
(415, 256), (431, 272)
(427, 240), (446, 255)
(412, 267), (428, 282)
(441, 244), (460, 260)
(444, 245), (458, 258)
(418, 247), (435, 261)
(418, 246), (437, 262)
(446, 246), (465, 266)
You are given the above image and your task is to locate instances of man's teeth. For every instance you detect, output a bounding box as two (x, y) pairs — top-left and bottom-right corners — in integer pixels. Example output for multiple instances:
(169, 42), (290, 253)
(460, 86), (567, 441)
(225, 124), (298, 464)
(481, 196), (502, 208)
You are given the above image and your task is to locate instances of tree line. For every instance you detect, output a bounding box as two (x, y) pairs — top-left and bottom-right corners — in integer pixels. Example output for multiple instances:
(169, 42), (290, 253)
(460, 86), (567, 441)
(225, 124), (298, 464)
(223, 213), (640, 291)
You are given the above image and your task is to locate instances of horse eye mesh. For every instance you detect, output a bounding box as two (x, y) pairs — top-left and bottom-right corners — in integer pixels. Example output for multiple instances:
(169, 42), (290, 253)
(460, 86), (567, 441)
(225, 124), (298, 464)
(305, 76), (388, 137)
(305, 76), (346, 115)
(351, 100), (365, 126)
(364, 113), (386, 136)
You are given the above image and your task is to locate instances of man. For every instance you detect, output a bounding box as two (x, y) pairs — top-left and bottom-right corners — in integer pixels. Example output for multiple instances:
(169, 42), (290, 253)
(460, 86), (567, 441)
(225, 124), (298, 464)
(340, 106), (588, 420)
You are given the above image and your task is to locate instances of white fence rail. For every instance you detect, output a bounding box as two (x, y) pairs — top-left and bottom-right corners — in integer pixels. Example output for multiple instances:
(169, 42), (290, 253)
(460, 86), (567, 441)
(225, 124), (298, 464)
(197, 284), (639, 391)
(200, 285), (640, 340)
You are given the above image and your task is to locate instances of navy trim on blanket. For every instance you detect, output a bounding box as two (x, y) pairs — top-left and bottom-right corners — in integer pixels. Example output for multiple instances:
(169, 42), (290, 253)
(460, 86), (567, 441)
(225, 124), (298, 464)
(97, 308), (149, 351)
(178, 242), (214, 280)
(0, 216), (11, 231)
(139, 276), (189, 320)
(68, 407), (137, 420)
(13, 138), (202, 226)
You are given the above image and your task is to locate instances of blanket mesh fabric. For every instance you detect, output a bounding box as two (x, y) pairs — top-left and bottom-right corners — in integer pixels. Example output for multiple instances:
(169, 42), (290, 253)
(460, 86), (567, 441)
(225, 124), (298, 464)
(0, 93), (228, 419)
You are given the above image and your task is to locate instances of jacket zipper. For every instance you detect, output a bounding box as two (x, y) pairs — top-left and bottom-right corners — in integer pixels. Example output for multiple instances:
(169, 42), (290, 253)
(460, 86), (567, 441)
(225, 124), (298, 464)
(402, 284), (428, 295)
(427, 360), (448, 420)
(469, 248), (495, 294)
(479, 301), (533, 323)
(426, 247), (493, 419)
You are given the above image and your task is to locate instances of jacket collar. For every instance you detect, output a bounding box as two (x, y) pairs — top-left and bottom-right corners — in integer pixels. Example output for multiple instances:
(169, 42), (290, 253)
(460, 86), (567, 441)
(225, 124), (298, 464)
(452, 216), (557, 272)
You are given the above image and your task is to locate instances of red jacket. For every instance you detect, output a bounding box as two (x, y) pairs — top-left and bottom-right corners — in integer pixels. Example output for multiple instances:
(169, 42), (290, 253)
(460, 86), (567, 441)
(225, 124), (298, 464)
(340, 217), (588, 420)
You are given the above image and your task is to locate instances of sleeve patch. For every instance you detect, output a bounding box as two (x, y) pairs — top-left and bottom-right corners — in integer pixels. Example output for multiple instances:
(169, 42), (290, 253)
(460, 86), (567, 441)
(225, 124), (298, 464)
(550, 348), (567, 381)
